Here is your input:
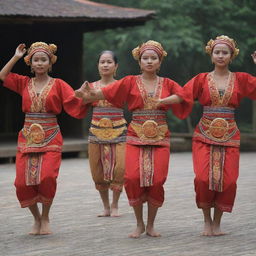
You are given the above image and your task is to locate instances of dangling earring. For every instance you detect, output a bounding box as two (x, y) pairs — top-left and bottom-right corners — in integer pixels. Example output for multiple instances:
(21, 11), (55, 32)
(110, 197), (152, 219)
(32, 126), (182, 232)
(31, 67), (34, 74)
(48, 65), (52, 73)
(114, 69), (117, 78)
(157, 64), (161, 73)
(139, 63), (143, 73)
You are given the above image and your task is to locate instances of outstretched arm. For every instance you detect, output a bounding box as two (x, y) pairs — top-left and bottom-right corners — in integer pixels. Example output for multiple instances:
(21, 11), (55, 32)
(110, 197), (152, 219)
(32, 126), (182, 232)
(153, 94), (183, 108)
(159, 94), (183, 105)
(0, 44), (26, 81)
(75, 81), (105, 103)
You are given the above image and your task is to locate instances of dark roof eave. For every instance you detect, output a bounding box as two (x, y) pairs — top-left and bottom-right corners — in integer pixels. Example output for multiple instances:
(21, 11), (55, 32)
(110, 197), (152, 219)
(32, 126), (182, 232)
(0, 14), (155, 24)
(0, 0), (155, 19)
(0, 16), (155, 32)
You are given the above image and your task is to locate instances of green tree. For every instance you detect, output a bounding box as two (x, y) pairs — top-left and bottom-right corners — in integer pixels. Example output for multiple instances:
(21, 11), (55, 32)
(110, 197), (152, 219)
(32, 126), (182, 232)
(83, 0), (256, 132)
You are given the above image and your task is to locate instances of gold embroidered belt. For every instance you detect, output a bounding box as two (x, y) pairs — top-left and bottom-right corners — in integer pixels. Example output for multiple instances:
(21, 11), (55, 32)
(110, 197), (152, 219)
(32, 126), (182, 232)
(89, 107), (127, 141)
(22, 113), (59, 146)
(91, 118), (126, 128)
(198, 107), (238, 142)
(130, 109), (168, 142)
(90, 118), (127, 140)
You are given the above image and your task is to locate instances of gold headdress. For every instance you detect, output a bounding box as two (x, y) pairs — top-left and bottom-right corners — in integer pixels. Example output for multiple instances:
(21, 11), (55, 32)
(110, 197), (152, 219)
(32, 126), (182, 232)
(24, 42), (57, 65)
(205, 35), (239, 59)
(132, 40), (167, 61)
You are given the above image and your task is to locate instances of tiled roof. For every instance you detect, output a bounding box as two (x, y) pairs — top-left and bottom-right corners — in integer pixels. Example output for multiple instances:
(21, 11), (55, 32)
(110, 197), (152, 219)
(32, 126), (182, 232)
(0, 0), (154, 20)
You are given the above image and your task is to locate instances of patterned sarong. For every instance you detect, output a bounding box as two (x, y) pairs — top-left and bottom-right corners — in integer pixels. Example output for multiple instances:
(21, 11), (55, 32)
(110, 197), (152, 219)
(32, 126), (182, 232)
(209, 145), (225, 192)
(100, 144), (116, 182)
(139, 146), (154, 187)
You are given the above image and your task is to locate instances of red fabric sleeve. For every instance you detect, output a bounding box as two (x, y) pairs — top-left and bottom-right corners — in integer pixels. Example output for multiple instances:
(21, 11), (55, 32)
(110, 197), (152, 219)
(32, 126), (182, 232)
(57, 79), (88, 119)
(101, 76), (132, 108)
(3, 72), (29, 95)
(179, 73), (206, 118)
(236, 72), (256, 100)
(163, 79), (193, 120)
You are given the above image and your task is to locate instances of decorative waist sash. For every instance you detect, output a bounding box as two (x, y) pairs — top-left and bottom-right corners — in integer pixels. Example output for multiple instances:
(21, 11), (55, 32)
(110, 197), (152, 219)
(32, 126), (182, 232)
(195, 106), (239, 146)
(193, 106), (240, 192)
(20, 113), (60, 185)
(195, 107), (239, 192)
(128, 109), (169, 146)
(89, 107), (127, 143)
(19, 113), (60, 153)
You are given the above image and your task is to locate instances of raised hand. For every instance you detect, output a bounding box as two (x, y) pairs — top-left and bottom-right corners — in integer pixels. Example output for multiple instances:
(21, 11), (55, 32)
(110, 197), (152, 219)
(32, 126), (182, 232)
(15, 44), (27, 59)
(75, 81), (89, 98)
(251, 51), (256, 64)
(75, 81), (99, 103)
(0, 44), (27, 81)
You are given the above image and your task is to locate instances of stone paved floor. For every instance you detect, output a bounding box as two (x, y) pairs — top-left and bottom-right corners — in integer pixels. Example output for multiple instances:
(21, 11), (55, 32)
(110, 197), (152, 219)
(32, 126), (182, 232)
(0, 152), (255, 256)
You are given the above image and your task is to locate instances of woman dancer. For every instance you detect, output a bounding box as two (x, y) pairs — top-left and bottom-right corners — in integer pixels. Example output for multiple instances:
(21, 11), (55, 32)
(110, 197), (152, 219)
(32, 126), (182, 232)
(0, 42), (87, 235)
(88, 50), (126, 217)
(160, 35), (256, 236)
(76, 40), (188, 238)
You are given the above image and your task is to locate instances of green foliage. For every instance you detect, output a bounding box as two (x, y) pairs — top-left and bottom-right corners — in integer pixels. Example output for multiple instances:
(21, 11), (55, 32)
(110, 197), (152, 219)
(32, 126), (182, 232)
(83, 0), (256, 132)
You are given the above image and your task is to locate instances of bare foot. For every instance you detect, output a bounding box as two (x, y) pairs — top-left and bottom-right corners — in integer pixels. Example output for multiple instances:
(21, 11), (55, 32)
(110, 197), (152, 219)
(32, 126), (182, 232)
(97, 209), (111, 217)
(110, 207), (120, 217)
(40, 219), (52, 235)
(146, 226), (161, 237)
(212, 224), (226, 236)
(128, 224), (145, 238)
(201, 222), (213, 236)
(29, 219), (41, 235)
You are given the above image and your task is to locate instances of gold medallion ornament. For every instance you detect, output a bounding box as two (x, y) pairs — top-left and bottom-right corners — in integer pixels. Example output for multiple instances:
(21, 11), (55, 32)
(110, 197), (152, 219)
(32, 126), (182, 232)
(209, 118), (229, 138)
(23, 123), (45, 145)
(142, 120), (158, 138)
(131, 121), (168, 142)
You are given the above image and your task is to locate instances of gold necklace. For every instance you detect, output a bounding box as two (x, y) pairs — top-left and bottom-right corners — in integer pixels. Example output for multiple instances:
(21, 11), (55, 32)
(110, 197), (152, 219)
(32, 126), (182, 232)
(141, 76), (159, 95)
(212, 71), (231, 91)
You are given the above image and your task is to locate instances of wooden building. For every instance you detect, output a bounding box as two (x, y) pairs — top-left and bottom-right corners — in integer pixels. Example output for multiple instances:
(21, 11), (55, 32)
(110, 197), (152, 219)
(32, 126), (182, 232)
(0, 0), (154, 158)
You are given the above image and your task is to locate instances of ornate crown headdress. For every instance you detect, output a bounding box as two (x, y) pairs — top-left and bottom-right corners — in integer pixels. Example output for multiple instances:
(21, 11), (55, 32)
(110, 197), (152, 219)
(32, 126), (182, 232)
(24, 42), (57, 65)
(205, 35), (239, 59)
(132, 40), (167, 60)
